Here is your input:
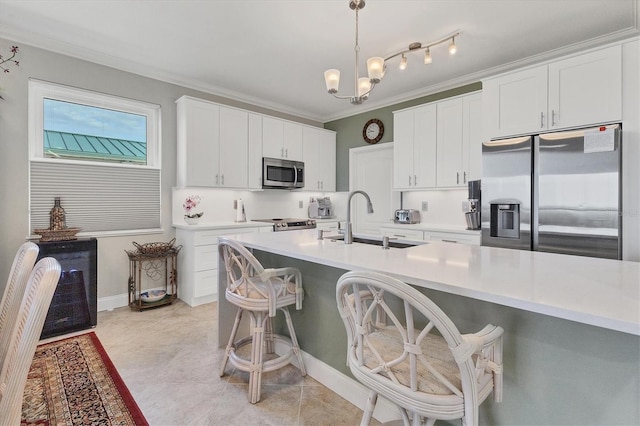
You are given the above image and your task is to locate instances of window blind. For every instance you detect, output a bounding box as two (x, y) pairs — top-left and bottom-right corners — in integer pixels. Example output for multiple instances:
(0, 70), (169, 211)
(30, 161), (161, 233)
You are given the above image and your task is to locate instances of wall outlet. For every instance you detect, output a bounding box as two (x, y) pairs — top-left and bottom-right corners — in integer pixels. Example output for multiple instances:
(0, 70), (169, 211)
(462, 201), (469, 212)
(299, 200), (303, 208)
(421, 201), (428, 212)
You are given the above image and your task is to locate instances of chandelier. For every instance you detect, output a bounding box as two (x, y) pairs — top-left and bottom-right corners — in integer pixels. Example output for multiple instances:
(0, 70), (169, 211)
(324, 0), (461, 105)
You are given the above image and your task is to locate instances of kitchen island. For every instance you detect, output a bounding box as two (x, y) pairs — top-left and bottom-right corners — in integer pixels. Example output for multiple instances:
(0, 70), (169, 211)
(219, 229), (639, 425)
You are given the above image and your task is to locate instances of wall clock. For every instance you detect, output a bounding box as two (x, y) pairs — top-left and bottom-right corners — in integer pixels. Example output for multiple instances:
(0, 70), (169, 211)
(363, 118), (384, 144)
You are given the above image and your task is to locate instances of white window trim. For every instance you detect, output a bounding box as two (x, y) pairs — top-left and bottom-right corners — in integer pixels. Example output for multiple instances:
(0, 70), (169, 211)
(27, 79), (163, 237)
(28, 79), (161, 168)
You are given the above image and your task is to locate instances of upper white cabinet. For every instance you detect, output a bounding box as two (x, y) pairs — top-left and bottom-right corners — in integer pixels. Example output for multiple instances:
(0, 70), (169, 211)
(394, 92), (481, 190)
(393, 103), (437, 190)
(303, 126), (336, 192)
(436, 97), (464, 187)
(483, 45), (622, 139)
(177, 96), (248, 188)
(262, 117), (303, 161)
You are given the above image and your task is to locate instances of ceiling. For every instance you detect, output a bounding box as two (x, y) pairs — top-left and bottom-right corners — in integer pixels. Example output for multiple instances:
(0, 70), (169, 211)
(0, 0), (638, 123)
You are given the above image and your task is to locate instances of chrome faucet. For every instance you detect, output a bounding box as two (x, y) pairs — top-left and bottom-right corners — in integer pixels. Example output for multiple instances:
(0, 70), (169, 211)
(344, 190), (374, 244)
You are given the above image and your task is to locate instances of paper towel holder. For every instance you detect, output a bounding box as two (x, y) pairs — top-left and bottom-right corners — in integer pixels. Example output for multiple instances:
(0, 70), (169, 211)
(234, 199), (247, 223)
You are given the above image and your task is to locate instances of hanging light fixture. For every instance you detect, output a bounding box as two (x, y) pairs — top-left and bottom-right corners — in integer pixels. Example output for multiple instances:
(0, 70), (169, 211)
(324, 0), (461, 105)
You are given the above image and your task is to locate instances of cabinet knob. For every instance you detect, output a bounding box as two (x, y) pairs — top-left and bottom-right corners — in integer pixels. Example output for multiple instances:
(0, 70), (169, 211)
(540, 112), (545, 128)
(414, 175), (417, 185)
(463, 171), (467, 184)
(456, 172), (460, 184)
(551, 109), (556, 127)
(221, 174), (224, 185)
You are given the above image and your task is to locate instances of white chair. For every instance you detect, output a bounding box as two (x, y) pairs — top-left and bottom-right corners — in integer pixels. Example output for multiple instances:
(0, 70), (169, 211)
(0, 257), (61, 426)
(0, 242), (39, 371)
(218, 237), (306, 403)
(336, 271), (503, 426)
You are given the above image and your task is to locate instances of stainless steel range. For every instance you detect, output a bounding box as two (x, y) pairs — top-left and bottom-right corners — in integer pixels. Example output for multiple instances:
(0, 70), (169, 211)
(252, 218), (316, 232)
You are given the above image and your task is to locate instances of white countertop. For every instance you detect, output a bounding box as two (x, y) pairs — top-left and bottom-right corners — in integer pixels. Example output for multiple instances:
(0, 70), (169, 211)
(173, 220), (274, 231)
(226, 229), (640, 335)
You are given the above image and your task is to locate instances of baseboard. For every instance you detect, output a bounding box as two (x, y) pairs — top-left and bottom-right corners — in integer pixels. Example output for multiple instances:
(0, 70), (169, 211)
(276, 341), (400, 423)
(97, 293), (129, 312)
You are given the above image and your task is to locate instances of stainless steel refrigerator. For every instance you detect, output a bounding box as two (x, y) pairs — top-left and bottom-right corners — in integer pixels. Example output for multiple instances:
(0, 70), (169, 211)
(481, 123), (621, 259)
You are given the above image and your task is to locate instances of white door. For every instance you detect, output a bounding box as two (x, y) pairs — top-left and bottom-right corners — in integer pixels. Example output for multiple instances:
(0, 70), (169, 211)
(349, 143), (400, 235)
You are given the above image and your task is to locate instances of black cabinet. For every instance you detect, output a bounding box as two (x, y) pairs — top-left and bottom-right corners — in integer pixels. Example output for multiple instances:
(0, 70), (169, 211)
(36, 238), (97, 339)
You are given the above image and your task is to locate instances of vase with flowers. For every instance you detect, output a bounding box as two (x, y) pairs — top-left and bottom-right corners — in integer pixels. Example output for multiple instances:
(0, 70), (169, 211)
(183, 195), (203, 225)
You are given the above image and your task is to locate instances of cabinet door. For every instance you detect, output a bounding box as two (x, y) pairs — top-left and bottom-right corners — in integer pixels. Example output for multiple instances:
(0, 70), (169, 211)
(463, 92), (483, 181)
(247, 114), (263, 190)
(218, 107), (248, 188)
(483, 66), (547, 138)
(181, 99), (220, 187)
(393, 109), (415, 189)
(302, 127), (322, 191)
(283, 122), (303, 161)
(413, 104), (437, 188)
(548, 45), (622, 129)
(436, 98), (464, 187)
(303, 127), (336, 192)
(319, 131), (337, 192)
(262, 116), (284, 159)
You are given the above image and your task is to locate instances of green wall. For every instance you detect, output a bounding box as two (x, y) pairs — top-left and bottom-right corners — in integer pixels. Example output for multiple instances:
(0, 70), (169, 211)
(324, 82), (482, 192)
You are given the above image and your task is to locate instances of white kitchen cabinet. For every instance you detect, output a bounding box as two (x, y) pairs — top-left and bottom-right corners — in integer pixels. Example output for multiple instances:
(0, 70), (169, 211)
(248, 113), (264, 190)
(262, 117), (303, 161)
(483, 45), (622, 139)
(380, 227), (424, 241)
(176, 226), (272, 307)
(464, 92), (483, 181)
(316, 221), (343, 232)
(424, 230), (480, 245)
(176, 96), (248, 188)
(436, 97), (464, 187)
(548, 45), (622, 130)
(303, 126), (336, 192)
(393, 103), (437, 190)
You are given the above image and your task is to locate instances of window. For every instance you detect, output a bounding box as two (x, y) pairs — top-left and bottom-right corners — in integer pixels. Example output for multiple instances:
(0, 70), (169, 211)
(29, 80), (162, 234)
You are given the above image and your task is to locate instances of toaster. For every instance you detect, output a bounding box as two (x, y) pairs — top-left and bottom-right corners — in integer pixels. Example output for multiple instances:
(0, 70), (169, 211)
(394, 209), (421, 224)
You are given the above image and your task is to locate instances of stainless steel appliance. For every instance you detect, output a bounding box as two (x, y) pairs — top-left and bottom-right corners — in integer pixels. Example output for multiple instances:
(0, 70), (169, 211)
(465, 180), (481, 230)
(482, 123), (622, 259)
(262, 157), (304, 189)
(252, 218), (316, 232)
(394, 209), (420, 224)
(309, 197), (334, 219)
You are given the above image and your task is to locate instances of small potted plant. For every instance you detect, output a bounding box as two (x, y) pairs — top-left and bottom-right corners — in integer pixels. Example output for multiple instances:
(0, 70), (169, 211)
(183, 195), (203, 225)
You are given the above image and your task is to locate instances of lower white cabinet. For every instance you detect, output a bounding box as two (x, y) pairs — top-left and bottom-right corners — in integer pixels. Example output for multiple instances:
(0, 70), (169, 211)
(380, 227), (425, 241)
(176, 226), (272, 307)
(424, 230), (480, 245)
(380, 226), (480, 245)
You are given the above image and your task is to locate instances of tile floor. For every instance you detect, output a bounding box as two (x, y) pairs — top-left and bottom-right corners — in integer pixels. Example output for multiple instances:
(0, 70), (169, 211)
(95, 300), (381, 426)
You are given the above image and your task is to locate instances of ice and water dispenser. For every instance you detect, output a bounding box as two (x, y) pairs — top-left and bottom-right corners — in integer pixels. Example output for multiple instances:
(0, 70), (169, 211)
(489, 201), (520, 239)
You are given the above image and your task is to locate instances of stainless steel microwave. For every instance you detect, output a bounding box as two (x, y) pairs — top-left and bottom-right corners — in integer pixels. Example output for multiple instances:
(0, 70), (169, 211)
(262, 157), (304, 189)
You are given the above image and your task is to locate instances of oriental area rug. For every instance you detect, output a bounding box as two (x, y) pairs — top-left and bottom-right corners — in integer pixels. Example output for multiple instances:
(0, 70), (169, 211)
(21, 332), (148, 426)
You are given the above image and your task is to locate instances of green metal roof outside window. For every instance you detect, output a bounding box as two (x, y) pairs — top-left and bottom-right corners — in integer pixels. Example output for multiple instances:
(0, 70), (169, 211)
(44, 130), (147, 164)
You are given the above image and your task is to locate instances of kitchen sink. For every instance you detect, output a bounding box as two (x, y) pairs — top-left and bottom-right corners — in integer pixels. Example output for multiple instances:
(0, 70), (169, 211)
(352, 237), (422, 249)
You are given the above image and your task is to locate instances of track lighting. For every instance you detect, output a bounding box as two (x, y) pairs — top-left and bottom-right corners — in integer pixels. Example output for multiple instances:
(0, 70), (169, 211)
(449, 37), (457, 55)
(399, 54), (408, 70)
(324, 0), (461, 105)
(424, 48), (432, 64)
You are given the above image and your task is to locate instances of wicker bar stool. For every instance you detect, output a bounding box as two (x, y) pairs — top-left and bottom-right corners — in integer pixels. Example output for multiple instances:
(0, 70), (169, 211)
(336, 271), (503, 426)
(218, 237), (306, 403)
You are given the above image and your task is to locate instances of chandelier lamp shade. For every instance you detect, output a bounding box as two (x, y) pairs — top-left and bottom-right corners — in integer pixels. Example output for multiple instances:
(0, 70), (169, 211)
(324, 0), (461, 105)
